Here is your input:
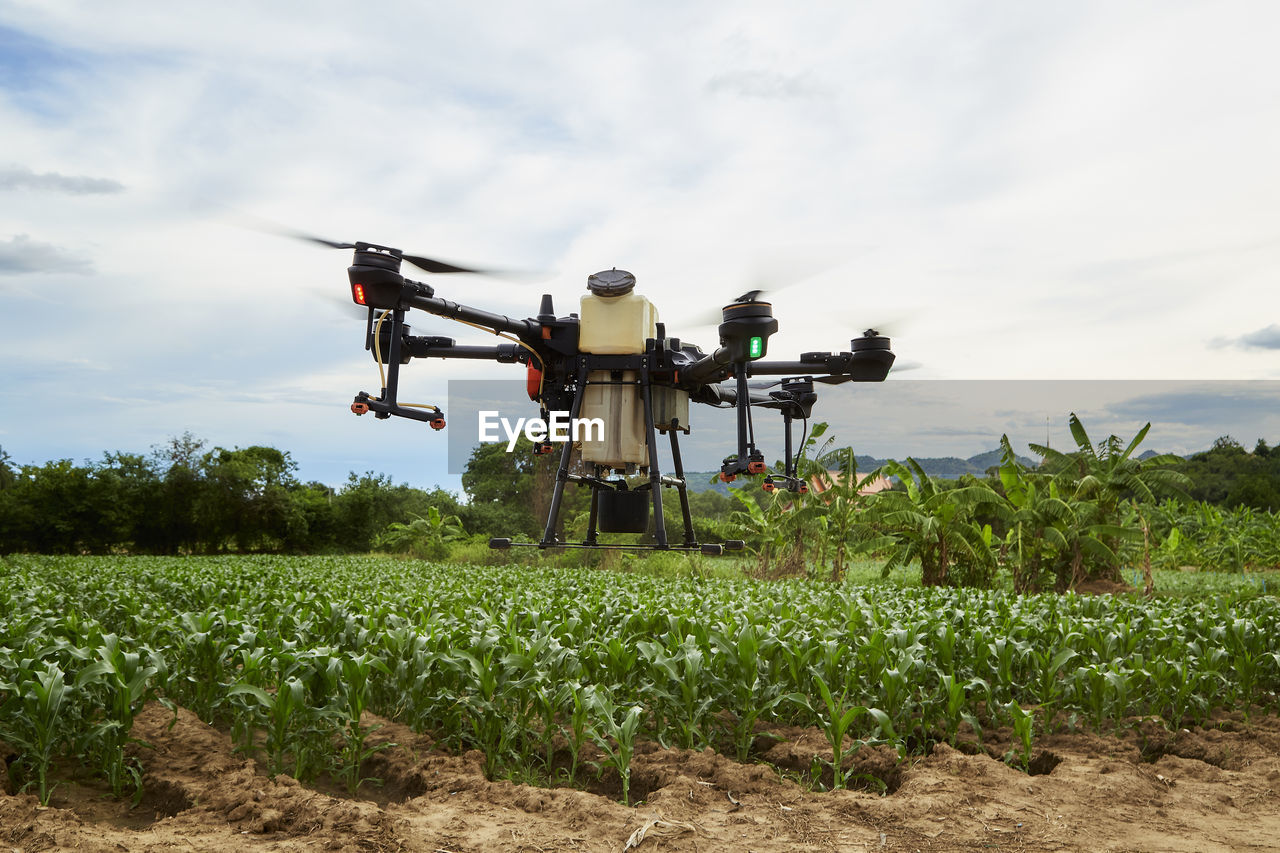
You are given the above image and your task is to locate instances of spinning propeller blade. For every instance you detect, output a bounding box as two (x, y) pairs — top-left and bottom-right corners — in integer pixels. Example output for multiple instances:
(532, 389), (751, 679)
(242, 215), (506, 276)
(291, 232), (357, 250)
(398, 253), (488, 275)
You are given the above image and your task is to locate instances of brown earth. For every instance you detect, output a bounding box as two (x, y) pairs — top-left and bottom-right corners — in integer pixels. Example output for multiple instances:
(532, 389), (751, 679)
(2, 703), (1279, 852)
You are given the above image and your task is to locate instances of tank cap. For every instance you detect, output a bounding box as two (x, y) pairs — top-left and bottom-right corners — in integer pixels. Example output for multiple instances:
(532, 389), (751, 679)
(587, 268), (636, 296)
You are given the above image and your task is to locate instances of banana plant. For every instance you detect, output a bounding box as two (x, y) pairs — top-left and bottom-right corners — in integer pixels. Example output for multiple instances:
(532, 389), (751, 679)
(808, 443), (884, 582)
(1029, 414), (1190, 582)
(376, 506), (466, 560)
(861, 459), (1001, 587)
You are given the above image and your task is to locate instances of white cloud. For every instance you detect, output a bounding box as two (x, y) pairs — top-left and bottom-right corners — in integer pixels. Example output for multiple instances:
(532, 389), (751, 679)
(0, 164), (124, 194)
(0, 234), (92, 274)
(2, 1), (1279, 487)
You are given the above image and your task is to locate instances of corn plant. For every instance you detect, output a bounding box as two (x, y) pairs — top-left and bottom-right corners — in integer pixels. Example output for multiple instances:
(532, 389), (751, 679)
(227, 677), (319, 778)
(562, 680), (592, 782)
(225, 647), (342, 781)
(0, 660), (70, 804)
(334, 651), (393, 795)
(451, 643), (522, 779)
(710, 621), (788, 760)
(169, 609), (237, 720)
(4, 554), (1280, 797)
(637, 634), (715, 750)
(1004, 701), (1035, 771)
(935, 674), (984, 744)
(74, 633), (164, 799)
(1029, 646), (1077, 731)
(792, 674), (869, 790)
(586, 688), (644, 805)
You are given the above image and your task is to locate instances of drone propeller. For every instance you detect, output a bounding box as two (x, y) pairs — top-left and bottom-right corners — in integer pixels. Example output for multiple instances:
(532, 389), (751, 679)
(292, 233), (357, 250)
(284, 228), (494, 275)
(237, 214), (508, 276)
(672, 247), (860, 329)
(680, 289), (773, 328)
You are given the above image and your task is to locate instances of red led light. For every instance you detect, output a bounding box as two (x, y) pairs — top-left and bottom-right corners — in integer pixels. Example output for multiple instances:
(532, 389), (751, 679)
(352, 283), (367, 305)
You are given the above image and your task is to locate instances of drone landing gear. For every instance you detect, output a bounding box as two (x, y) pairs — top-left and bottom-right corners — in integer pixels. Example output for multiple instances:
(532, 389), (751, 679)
(491, 355), (743, 555)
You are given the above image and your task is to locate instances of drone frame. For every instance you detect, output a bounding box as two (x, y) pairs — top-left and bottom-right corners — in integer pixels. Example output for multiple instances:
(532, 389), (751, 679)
(337, 242), (895, 553)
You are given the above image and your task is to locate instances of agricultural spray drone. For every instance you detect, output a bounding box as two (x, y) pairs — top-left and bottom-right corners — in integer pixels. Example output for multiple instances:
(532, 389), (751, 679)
(305, 235), (896, 554)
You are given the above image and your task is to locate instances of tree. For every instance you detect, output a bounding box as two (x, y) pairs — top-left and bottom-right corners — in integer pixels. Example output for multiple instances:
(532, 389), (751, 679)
(4, 459), (102, 553)
(459, 438), (584, 539)
(461, 440), (538, 537)
(150, 432), (206, 473)
(197, 446), (300, 551)
(0, 445), (15, 491)
(91, 452), (162, 552)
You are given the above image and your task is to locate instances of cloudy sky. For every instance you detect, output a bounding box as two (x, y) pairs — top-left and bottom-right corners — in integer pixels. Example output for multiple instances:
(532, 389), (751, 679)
(2, 1), (1278, 490)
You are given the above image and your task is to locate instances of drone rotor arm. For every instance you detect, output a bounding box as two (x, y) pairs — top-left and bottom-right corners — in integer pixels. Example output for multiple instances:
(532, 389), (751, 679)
(746, 349), (896, 384)
(400, 339), (524, 362)
(401, 291), (539, 341)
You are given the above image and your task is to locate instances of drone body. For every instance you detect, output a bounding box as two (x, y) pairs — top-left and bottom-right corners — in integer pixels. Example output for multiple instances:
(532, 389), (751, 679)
(330, 239), (895, 552)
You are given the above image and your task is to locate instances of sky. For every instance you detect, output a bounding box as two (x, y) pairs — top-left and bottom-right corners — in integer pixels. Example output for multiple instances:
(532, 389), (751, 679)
(1, 1), (1278, 492)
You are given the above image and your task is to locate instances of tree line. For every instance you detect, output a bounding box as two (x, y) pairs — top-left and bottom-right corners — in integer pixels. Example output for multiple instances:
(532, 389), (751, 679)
(0, 434), (468, 555)
(1, 421), (1272, 567)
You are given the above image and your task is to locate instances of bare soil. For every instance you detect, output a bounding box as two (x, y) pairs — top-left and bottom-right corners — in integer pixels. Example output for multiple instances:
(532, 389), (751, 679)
(2, 703), (1279, 852)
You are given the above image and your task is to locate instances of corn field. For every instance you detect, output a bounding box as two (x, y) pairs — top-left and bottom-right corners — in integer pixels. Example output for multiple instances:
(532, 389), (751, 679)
(2, 555), (1278, 804)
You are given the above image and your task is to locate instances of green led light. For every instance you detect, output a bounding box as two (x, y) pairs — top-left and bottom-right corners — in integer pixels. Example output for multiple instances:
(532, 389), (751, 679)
(748, 336), (764, 358)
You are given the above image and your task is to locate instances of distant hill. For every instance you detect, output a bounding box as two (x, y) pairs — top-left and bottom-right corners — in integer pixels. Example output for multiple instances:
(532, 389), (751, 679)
(686, 447), (1038, 494)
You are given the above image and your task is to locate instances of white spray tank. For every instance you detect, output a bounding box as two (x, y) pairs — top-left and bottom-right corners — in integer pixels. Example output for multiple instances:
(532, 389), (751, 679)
(577, 269), (656, 470)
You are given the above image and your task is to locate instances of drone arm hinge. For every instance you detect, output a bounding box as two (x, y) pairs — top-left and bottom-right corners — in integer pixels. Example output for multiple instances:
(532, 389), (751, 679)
(681, 345), (733, 385)
(401, 278), (435, 300)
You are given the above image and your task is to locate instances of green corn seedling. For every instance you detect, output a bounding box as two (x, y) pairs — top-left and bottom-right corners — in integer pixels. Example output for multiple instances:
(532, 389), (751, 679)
(1, 661), (70, 804)
(335, 651), (394, 795)
(586, 689), (644, 806)
(74, 633), (163, 798)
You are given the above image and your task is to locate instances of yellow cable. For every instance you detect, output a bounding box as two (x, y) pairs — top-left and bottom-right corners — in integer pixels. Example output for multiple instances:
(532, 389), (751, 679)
(449, 317), (546, 398)
(371, 310), (440, 414)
